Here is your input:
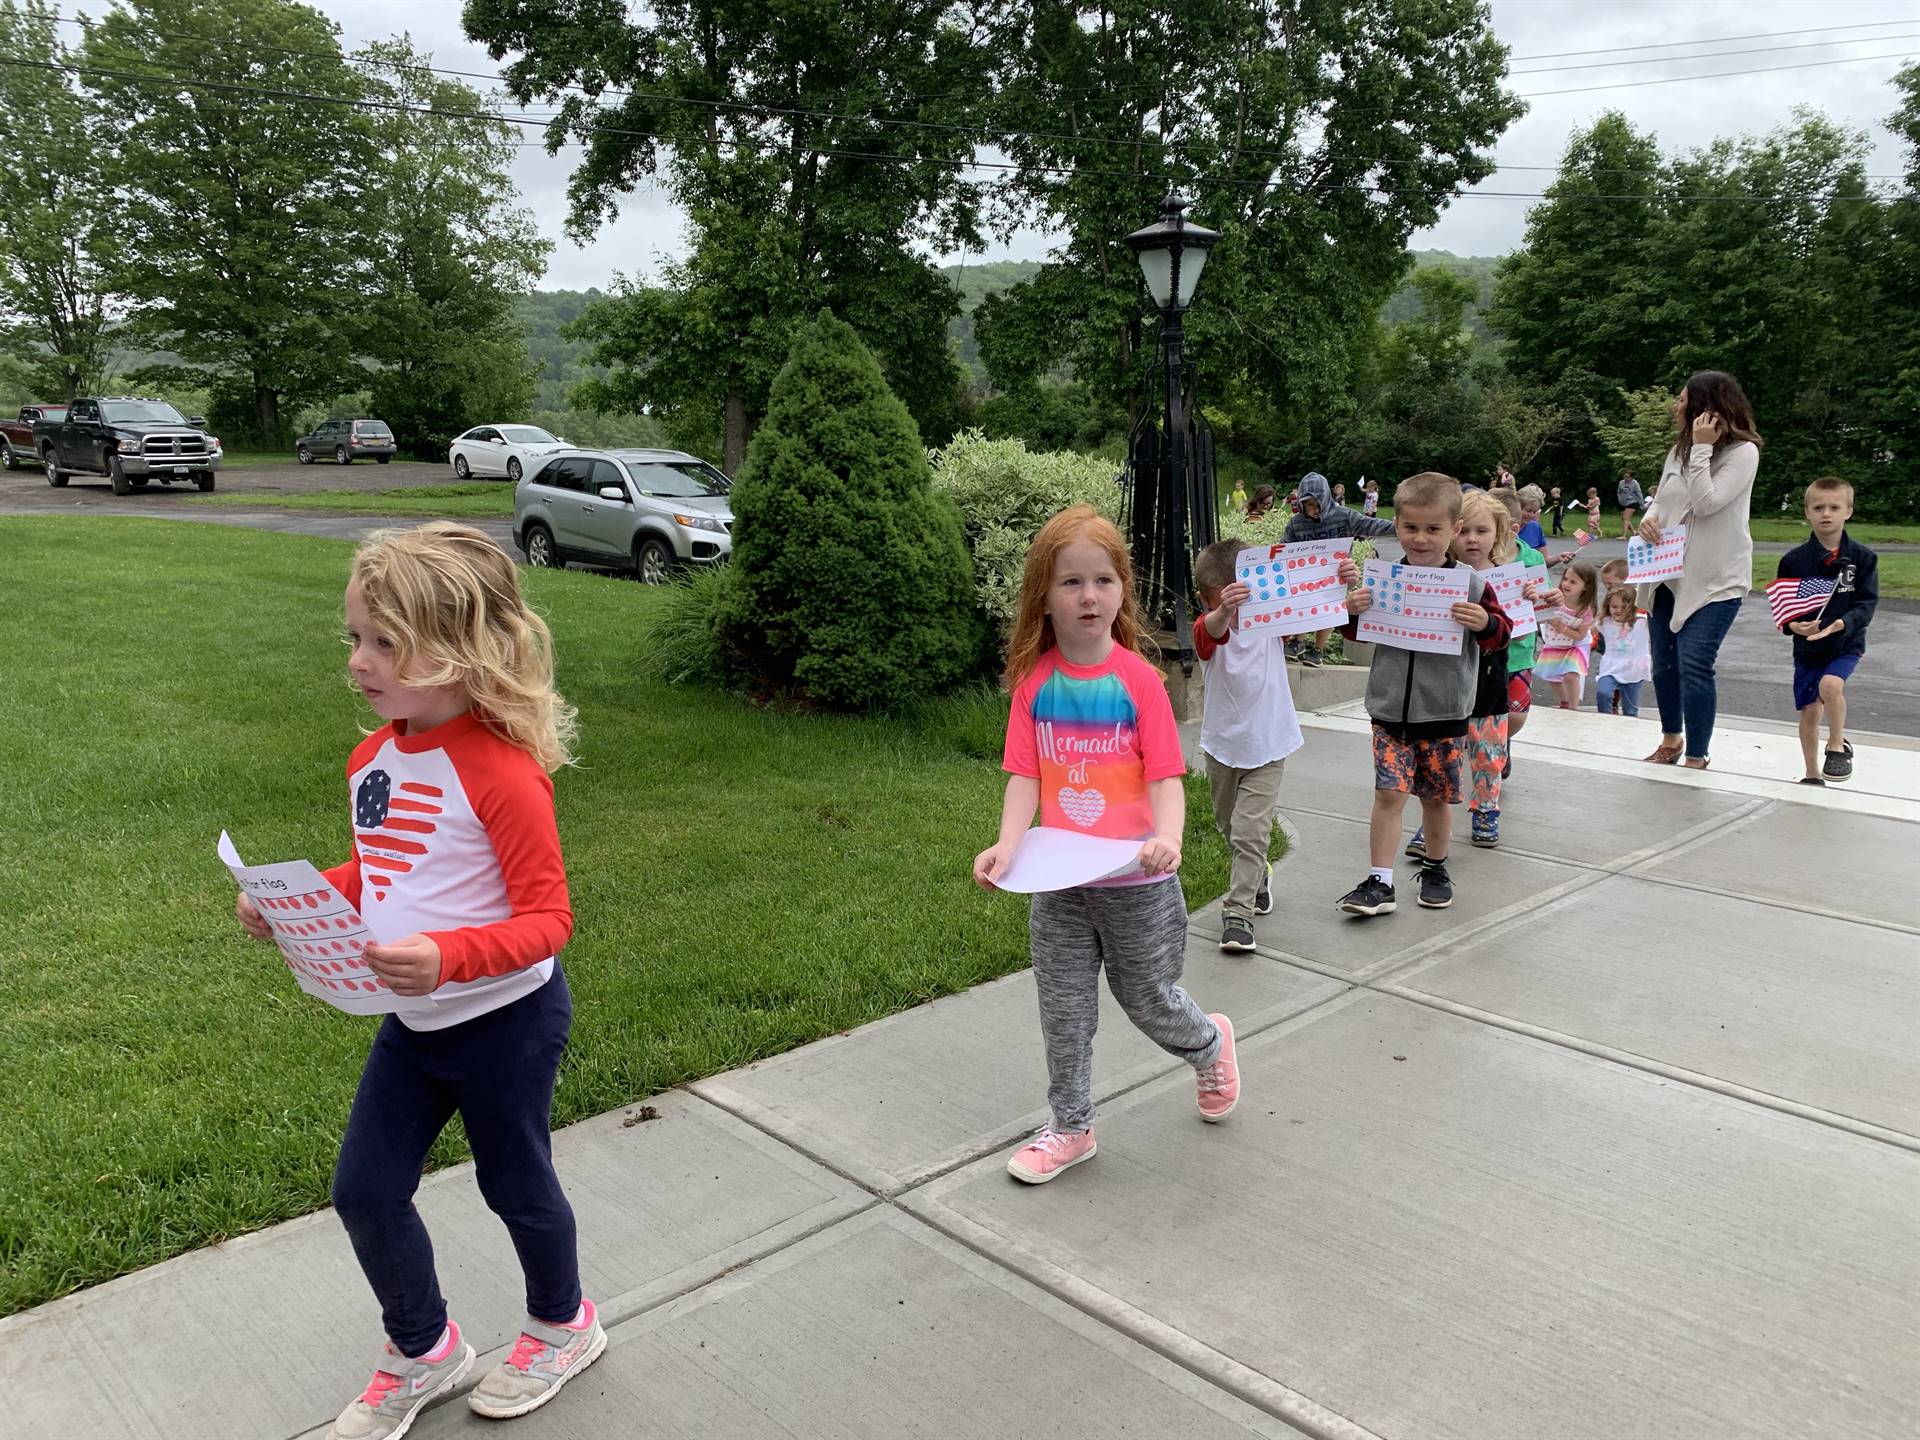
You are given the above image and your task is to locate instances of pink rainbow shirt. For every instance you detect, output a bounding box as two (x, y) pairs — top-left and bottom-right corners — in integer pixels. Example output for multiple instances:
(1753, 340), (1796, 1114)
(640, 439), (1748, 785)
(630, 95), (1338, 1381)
(1003, 646), (1185, 885)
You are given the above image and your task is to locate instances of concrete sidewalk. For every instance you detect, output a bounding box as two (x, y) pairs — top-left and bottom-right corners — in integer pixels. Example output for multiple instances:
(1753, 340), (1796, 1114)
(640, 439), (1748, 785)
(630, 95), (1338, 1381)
(4, 710), (1916, 1440)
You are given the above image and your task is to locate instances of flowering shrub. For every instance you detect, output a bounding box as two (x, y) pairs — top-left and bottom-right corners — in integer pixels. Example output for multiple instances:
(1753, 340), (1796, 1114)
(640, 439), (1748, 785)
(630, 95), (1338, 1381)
(928, 431), (1124, 629)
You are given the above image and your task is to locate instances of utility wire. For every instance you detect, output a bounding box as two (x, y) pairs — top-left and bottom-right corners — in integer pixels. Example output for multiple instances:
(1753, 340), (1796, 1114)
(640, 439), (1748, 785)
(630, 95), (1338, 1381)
(9, 54), (1897, 208)
(1510, 18), (1920, 63)
(44, 8), (1920, 160)
(1510, 30), (1920, 75)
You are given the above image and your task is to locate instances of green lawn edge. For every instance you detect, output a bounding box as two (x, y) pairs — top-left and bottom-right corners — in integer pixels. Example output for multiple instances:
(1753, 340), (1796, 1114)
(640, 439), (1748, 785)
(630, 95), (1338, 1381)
(0, 515), (1253, 1315)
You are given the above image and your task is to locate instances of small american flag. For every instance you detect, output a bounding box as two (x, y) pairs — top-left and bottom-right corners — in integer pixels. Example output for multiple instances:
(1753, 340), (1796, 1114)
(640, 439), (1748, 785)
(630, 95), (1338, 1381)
(1766, 576), (1836, 625)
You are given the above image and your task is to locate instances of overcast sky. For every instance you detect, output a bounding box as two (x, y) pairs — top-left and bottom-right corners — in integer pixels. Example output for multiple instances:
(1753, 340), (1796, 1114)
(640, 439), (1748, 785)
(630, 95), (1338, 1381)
(302, 0), (1920, 289)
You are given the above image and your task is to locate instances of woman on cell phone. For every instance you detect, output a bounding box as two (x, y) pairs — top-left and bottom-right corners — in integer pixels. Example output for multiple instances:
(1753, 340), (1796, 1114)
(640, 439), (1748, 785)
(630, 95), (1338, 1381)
(1636, 371), (1760, 770)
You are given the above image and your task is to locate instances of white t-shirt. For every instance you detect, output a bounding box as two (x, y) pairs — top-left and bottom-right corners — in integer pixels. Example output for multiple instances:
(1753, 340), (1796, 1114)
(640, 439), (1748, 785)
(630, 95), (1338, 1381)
(1194, 619), (1304, 770)
(1595, 616), (1652, 683)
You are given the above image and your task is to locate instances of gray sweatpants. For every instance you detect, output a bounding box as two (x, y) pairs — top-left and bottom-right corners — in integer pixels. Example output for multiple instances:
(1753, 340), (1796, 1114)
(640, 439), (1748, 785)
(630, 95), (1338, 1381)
(1029, 877), (1222, 1133)
(1204, 754), (1285, 922)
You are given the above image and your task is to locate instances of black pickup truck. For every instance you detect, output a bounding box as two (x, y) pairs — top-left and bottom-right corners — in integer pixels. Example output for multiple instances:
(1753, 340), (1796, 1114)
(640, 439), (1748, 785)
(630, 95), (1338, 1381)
(35, 398), (222, 494)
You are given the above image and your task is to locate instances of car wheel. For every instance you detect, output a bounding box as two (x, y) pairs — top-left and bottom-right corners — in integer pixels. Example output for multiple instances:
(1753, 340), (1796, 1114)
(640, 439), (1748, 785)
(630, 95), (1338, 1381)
(197, 473), (215, 492)
(507, 457), (523, 483)
(335, 445), (350, 465)
(296, 446), (312, 465)
(1, 446), (16, 471)
(454, 453), (470, 480)
(41, 448), (65, 486)
(109, 454), (132, 496)
(634, 535), (675, 585)
(375, 455), (390, 464)
(522, 523), (557, 568)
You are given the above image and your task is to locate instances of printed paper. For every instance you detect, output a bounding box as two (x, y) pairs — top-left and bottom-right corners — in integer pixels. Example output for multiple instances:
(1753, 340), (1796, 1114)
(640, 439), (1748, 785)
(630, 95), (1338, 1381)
(1356, 560), (1469, 655)
(1232, 539), (1353, 638)
(1626, 525), (1687, 583)
(219, 832), (432, 1016)
(1482, 562), (1537, 639)
(993, 827), (1145, 893)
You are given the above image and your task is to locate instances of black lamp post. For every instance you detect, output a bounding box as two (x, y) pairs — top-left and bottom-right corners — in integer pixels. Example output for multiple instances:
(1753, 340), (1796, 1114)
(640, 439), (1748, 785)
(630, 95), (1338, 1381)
(1124, 193), (1220, 674)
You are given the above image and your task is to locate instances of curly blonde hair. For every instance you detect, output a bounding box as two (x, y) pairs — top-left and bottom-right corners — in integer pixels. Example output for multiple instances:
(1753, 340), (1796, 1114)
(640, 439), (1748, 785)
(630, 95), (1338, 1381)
(348, 522), (576, 771)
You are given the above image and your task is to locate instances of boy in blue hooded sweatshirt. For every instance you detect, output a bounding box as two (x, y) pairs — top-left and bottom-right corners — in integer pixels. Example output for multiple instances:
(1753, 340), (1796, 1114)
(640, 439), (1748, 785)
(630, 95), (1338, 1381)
(1284, 471), (1397, 666)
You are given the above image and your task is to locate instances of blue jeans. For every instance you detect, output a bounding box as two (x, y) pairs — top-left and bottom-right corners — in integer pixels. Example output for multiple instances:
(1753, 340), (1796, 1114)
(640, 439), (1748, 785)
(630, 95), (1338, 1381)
(1594, 675), (1643, 716)
(332, 969), (579, 1355)
(1648, 587), (1740, 760)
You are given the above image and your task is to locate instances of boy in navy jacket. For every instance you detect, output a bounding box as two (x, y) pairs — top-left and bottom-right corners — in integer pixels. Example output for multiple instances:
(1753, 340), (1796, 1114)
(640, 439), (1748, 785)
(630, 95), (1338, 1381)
(1776, 476), (1877, 783)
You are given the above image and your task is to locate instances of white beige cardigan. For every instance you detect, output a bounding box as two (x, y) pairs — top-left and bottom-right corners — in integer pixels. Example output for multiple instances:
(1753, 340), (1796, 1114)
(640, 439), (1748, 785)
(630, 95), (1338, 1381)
(1640, 440), (1759, 630)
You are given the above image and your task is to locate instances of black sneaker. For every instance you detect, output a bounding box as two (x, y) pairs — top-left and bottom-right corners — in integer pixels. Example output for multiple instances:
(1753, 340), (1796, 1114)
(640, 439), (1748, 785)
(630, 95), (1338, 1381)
(1300, 645), (1323, 667)
(1338, 876), (1396, 916)
(1823, 741), (1854, 782)
(1253, 861), (1274, 915)
(1285, 638), (1304, 660)
(1798, 776), (1827, 786)
(1220, 915), (1257, 952)
(1417, 861), (1454, 909)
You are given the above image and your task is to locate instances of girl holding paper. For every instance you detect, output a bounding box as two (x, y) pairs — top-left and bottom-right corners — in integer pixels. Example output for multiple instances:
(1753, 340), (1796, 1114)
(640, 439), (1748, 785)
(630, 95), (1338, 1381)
(973, 505), (1240, 1185)
(234, 524), (604, 1437)
(1635, 371), (1761, 768)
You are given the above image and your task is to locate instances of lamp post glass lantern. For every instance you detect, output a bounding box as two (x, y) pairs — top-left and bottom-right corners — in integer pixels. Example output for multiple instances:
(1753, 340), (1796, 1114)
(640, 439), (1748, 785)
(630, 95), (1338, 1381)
(1124, 194), (1219, 672)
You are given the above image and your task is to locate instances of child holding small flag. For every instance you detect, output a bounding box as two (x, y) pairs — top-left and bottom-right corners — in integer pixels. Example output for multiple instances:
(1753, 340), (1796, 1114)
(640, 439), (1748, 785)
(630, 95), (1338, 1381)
(1770, 477), (1878, 784)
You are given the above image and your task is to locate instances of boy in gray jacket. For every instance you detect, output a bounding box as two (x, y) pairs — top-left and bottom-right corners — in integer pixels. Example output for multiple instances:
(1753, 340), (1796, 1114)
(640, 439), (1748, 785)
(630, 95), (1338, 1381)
(1333, 473), (1512, 915)
(1283, 471), (1396, 666)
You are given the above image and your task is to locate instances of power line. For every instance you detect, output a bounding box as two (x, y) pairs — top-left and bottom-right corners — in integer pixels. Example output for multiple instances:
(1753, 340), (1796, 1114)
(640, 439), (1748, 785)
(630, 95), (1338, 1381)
(1515, 45), (1917, 98)
(1509, 18), (1920, 63)
(1510, 30), (1920, 76)
(44, 8), (1920, 166)
(4, 53), (1902, 209)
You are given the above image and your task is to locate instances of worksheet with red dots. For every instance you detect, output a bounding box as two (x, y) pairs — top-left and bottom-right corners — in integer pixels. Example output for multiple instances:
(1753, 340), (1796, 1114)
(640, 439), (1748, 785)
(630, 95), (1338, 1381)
(218, 832), (436, 1016)
(1233, 538), (1354, 639)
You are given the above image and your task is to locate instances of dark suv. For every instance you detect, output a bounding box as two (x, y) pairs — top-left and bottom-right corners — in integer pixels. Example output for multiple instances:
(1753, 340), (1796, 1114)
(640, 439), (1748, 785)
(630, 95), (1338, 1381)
(296, 418), (396, 465)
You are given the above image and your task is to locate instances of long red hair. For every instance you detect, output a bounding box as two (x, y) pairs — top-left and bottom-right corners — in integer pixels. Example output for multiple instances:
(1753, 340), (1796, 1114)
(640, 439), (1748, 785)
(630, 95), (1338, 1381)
(1004, 505), (1145, 687)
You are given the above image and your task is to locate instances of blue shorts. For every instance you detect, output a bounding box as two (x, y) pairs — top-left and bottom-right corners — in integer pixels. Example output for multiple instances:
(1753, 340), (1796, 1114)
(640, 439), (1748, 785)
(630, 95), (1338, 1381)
(1793, 654), (1859, 710)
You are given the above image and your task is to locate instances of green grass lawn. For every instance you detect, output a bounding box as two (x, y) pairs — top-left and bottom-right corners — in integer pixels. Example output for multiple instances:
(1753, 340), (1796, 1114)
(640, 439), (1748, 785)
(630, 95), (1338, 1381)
(0, 518), (1239, 1316)
(1752, 552), (1920, 599)
(189, 483), (512, 517)
(1745, 517), (1920, 545)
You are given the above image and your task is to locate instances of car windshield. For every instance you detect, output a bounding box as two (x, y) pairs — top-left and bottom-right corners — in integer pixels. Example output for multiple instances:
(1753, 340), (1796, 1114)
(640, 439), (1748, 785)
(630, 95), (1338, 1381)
(498, 426), (558, 445)
(99, 401), (186, 424)
(624, 461), (731, 498)
(33, 407), (67, 421)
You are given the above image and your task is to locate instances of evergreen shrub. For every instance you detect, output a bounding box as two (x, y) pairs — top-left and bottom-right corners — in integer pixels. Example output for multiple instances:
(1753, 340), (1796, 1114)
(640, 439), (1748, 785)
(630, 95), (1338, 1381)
(718, 311), (981, 709)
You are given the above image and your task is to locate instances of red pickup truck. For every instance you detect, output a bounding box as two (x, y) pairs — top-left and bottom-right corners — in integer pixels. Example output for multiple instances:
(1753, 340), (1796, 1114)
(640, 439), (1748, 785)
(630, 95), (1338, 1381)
(1, 404), (66, 470)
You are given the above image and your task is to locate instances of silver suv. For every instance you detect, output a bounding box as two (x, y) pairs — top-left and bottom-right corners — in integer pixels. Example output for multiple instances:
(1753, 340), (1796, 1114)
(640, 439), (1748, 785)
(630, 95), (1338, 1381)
(512, 448), (734, 583)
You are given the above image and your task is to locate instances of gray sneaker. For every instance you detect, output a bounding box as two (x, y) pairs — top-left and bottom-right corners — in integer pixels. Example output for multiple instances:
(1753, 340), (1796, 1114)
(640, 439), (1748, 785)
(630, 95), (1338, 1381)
(468, 1300), (608, 1419)
(1220, 914), (1256, 952)
(1253, 860), (1274, 915)
(326, 1323), (475, 1440)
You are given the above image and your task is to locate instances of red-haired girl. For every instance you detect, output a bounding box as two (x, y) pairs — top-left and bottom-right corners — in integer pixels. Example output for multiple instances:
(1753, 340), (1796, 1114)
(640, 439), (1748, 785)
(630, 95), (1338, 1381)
(973, 505), (1240, 1185)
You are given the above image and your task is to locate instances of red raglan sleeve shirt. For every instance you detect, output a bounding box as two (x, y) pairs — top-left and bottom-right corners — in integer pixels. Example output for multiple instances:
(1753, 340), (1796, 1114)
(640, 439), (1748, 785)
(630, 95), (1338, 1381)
(325, 712), (572, 1029)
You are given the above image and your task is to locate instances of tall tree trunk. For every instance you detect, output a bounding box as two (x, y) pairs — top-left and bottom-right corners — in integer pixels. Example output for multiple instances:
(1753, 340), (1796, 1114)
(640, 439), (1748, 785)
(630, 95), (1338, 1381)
(722, 388), (749, 473)
(254, 384), (280, 440)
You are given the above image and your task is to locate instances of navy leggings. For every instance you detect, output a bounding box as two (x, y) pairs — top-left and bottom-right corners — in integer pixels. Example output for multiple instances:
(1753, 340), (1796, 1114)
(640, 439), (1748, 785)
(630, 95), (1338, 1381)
(332, 968), (579, 1357)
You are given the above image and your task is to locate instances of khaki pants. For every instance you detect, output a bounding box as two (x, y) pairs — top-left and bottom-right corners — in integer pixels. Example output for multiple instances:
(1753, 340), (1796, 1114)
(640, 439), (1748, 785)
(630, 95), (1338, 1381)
(1204, 754), (1285, 921)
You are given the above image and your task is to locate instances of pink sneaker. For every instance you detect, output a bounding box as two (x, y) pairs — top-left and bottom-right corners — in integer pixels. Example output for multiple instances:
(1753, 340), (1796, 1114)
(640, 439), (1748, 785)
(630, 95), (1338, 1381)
(1196, 1014), (1240, 1121)
(1006, 1126), (1096, 1183)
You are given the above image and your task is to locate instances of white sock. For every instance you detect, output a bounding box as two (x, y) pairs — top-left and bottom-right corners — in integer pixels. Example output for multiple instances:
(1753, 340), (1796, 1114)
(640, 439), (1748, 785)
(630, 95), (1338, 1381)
(1371, 867), (1393, 887)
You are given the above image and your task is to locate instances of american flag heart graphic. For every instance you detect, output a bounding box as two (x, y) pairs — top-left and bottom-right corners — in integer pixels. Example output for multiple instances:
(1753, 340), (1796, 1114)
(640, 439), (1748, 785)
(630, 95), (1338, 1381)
(355, 770), (442, 901)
